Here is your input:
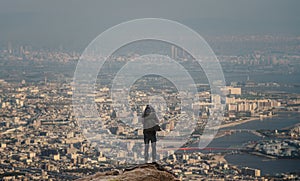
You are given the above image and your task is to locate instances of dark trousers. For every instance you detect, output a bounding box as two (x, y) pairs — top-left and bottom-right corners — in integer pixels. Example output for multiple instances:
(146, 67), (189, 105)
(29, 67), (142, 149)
(143, 130), (157, 162)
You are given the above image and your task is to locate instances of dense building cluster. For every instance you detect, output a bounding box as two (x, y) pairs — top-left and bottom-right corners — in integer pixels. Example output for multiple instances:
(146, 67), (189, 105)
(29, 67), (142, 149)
(0, 38), (299, 180)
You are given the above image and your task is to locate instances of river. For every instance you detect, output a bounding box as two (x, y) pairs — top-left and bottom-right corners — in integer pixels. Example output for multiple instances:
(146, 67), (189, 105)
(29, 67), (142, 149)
(206, 112), (300, 176)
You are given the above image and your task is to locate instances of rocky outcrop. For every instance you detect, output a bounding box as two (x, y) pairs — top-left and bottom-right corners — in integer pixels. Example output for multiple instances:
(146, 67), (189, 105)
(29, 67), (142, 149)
(75, 162), (178, 181)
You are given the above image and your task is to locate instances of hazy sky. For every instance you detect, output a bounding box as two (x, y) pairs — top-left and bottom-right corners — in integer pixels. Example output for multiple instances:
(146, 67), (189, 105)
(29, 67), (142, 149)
(1, 0), (299, 49)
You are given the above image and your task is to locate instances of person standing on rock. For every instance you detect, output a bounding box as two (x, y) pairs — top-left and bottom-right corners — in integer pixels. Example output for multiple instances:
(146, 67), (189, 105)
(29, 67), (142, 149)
(142, 105), (161, 163)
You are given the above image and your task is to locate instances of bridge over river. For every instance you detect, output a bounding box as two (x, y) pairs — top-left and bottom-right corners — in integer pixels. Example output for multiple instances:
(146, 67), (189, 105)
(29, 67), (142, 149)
(216, 129), (264, 138)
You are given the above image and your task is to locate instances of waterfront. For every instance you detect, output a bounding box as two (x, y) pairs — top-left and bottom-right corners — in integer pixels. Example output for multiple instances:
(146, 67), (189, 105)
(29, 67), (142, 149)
(225, 153), (300, 176)
(207, 112), (300, 175)
(222, 112), (300, 131)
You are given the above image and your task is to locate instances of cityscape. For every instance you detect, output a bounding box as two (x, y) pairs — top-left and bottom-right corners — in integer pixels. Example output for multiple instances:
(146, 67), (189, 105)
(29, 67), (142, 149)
(1, 34), (300, 180)
(1, 1), (300, 181)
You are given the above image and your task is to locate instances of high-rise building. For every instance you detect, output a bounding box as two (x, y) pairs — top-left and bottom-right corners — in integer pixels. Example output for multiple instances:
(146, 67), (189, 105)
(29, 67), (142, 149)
(7, 41), (12, 54)
(171, 45), (177, 59)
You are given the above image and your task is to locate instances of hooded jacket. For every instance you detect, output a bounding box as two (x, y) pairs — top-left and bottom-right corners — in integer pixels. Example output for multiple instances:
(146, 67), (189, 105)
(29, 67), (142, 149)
(142, 111), (159, 130)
